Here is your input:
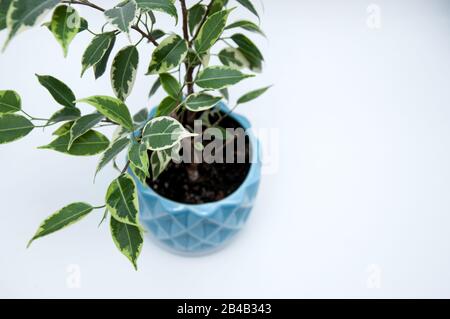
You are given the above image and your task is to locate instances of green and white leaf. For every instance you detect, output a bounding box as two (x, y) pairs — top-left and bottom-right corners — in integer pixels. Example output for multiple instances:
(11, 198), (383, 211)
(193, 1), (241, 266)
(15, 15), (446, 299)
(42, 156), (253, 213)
(150, 147), (173, 180)
(194, 9), (231, 53)
(104, 0), (136, 34)
(3, 0), (61, 51)
(149, 28), (165, 40)
(225, 20), (264, 36)
(36, 74), (76, 108)
(106, 174), (139, 226)
(235, 0), (259, 19)
(133, 108), (148, 124)
(50, 5), (80, 57)
(52, 121), (73, 136)
(39, 130), (110, 156)
(110, 215), (143, 270)
(155, 96), (178, 117)
(96, 136), (130, 176)
(184, 93), (221, 112)
(209, 0), (228, 15)
(159, 73), (180, 98)
(93, 35), (116, 79)
(111, 45), (139, 101)
(196, 66), (254, 89)
(81, 32), (115, 77)
(48, 107), (80, 124)
(135, 0), (177, 22)
(218, 47), (249, 69)
(77, 96), (134, 131)
(147, 34), (188, 74)
(0, 90), (21, 114)
(231, 33), (263, 72)
(0, 0), (13, 31)
(148, 77), (161, 99)
(0, 113), (33, 144)
(69, 112), (104, 148)
(237, 85), (271, 104)
(27, 202), (93, 247)
(128, 142), (149, 174)
(129, 162), (147, 185)
(142, 116), (195, 151)
(188, 3), (206, 35)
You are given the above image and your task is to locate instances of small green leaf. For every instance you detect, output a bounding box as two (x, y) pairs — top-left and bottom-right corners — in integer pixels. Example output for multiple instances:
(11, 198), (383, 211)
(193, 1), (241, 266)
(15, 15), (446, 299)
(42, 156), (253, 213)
(110, 215), (143, 270)
(194, 9), (231, 53)
(106, 174), (139, 226)
(237, 86), (271, 104)
(52, 121), (73, 136)
(94, 34), (116, 79)
(0, 0), (12, 31)
(0, 90), (21, 114)
(135, 0), (177, 22)
(39, 130), (110, 156)
(188, 3), (206, 36)
(129, 162), (148, 185)
(150, 149), (171, 180)
(196, 66), (254, 89)
(209, 0), (228, 15)
(225, 20), (264, 36)
(111, 45), (139, 101)
(142, 116), (195, 151)
(81, 32), (115, 77)
(159, 73), (180, 98)
(79, 17), (88, 33)
(231, 33), (263, 72)
(36, 74), (76, 108)
(128, 143), (149, 174)
(220, 88), (229, 101)
(27, 202), (94, 248)
(3, 0), (61, 51)
(77, 96), (134, 131)
(155, 96), (178, 116)
(104, 0), (136, 34)
(147, 34), (188, 75)
(218, 47), (249, 69)
(0, 113), (33, 144)
(48, 107), (81, 124)
(69, 112), (104, 148)
(185, 93), (221, 112)
(96, 136), (130, 176)
(150, 29), (165, 40)
(133, 108), (148, 123)
(148, 77), (161, 99)
(236, 0), (259, 19)
(50, 5), (81, 57)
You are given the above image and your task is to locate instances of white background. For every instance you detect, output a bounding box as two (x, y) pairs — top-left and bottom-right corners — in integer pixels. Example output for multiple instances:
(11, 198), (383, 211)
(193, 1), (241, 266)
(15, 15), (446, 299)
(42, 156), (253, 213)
(1, 0), (450, 298)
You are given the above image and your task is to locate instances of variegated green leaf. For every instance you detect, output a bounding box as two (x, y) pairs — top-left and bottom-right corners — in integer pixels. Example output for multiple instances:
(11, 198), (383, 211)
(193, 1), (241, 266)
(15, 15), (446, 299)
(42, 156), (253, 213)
(150, 147), (172, 180)
(39, 130), (109, 156)
(133, 108), (148, 124)
(225, 20), (265, 36)
(128, 142), (149, 174)
(93, 35), (115, 80)
(104, 0), (136, 34)
(231, 33), (263, 72)
(159, 73), (180, 98)
(3, 0), (61, 51)
(235, 0), (259, 19)
(135, 0), (177, 22)
(218, 47), (249, 69)
(27, 202), (93, 248)
(188, 3), (206, 36)
(110, 215), (143, 270)
(0, 90), (21, 114)
(52, 121), (73, 136)
(129, 162), (148, 185)
(77, 96), (134, 131)
(106, 174), (139, 226)
(220, 88), (229, 101)
(142, 116), (195, 151)
(81, 32), (115, 77)
(0, 0), (13, 31)
(96, 136), (130, 176)
(196, 66), (254, 89)
(194, 9), (231, 53)
(0, 113), (33, 144)
(36, 74), (76, 108)
(237, 85), (271, 104)
(148, 77), (161, 99)
(111, 45), (139, 101)
(155, 96), (178, 116)
(47, 107), (81, 124)
(147, 34), (188, 74)
(150, 28), (165, 40)
(185, 93), (221, 112)
(69, 112), (104, 148)
(209, 0), (228, 15)
(50, 5), (80, 57)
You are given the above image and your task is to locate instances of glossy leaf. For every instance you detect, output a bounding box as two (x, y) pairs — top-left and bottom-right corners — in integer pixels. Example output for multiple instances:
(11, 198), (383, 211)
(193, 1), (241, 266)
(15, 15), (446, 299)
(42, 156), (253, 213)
(237, 86), (271, 104)
(225, 20), (265, 36)
(148, 77), (161, 99)
(135, 0), (177, 22)
(110, 215), (143, 270)
(36, 74), (76, 108)
(48, 107), (81, 124)
(142, 116), (195, 151)
(231, 33), (263, 72)
(185, 93), (221, 112)
(188, 3), (206, 35)
(159, 73), (180, 98)
(52, 121), (73, 136)
(93, 35), (116, 79)
(81, 32), (115, 77)
(27, 202), (93, 247)
(129, 162), (148, 185)
(128, 143), (149, 174)
(0, 0), (12, 31)
(39, 130), (110, 156)
(69, 112), (104, 148)
(150, 148), (171, 180)
(147, 34), (188, 74)
(133, 108), (148, 123)
(194, 9), (231, 53)
(0, 90), (21, 114)
(77, 96), (134, 131)
(96, 136), (130, 176)
(218, 47), (249, 69)
(50, 5), (81, 57)
(155, 96), (178, 117)
(0, 113), (33, 144)
(196, 66), (254, 89)
(236, 0), (259, 19)
(106, 174), (139, 226)
(111, 45), (139, 101)
(104, 0), (136, 34)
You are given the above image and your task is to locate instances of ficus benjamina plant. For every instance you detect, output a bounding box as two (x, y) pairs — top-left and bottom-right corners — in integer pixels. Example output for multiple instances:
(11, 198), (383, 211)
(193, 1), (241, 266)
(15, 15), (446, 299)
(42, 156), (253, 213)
(0, 0), (270, 269)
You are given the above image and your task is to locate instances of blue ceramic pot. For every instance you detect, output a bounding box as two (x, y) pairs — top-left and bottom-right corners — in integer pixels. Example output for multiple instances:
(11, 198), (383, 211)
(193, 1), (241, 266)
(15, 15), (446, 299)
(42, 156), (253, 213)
(129, 104), (262, 256)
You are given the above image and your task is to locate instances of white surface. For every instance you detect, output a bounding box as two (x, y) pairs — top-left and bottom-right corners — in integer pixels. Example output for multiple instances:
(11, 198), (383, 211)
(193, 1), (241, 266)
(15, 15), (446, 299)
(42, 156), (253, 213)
(1, 0), (450, 298)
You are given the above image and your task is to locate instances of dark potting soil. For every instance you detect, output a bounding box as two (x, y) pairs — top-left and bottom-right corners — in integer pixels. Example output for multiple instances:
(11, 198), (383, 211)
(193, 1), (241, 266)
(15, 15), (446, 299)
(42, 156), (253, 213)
(146, 114), (251, 204)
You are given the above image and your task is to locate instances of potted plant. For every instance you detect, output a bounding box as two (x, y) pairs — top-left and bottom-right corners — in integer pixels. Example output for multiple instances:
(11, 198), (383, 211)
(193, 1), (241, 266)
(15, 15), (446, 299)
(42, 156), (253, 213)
(0, 0), (270, 269)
